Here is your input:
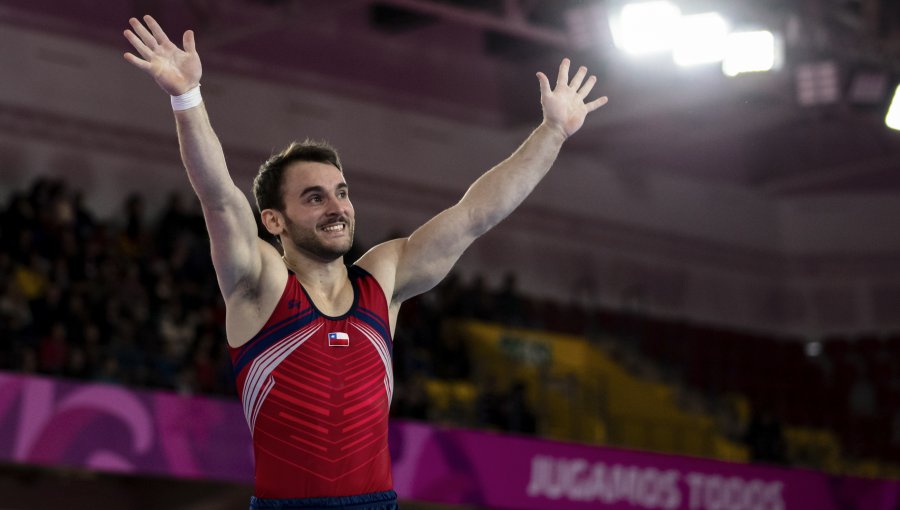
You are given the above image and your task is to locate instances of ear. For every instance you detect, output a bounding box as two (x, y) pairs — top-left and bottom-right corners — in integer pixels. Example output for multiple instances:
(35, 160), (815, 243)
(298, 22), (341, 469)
(260, 208), (284, 236)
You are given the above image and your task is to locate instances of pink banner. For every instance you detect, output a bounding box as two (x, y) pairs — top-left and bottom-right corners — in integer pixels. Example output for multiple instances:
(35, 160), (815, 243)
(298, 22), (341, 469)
(0, 372), (897, 509)
(0, 372), (252, 481)
(391, 424), (900, 509)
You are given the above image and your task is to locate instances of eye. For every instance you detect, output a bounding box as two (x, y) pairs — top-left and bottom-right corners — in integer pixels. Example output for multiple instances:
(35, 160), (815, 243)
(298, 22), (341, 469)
(338, 189), (349, 199)
(308, 194), (322, 203)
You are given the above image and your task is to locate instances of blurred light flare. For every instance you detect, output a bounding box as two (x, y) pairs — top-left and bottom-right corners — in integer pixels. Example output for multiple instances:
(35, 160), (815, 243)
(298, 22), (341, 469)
(673, 12), (729, 67)
(613, 1), (682, 55)
(722, 30), (778, 77)
(885, 85), (900, 131)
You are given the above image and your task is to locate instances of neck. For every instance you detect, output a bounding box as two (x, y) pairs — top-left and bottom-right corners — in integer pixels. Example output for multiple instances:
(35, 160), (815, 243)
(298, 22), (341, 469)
(282, 253), (348, 296)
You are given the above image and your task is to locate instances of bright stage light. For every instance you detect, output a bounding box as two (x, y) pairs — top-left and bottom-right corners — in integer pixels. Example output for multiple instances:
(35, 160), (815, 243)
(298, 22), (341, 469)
(673, 12), (729, 67)
(884, 85), (900, 131)
(722, 30), (777, 77)
(612, 1), (682, 55)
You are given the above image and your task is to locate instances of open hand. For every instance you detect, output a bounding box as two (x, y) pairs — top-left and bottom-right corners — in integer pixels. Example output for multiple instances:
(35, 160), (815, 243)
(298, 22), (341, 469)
(536, 59), (608, 138)
(123, 15), (201, 96)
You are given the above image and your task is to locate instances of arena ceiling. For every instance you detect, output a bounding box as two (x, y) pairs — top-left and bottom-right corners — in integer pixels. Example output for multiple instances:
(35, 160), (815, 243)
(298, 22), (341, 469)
(3, 0), (900, 196)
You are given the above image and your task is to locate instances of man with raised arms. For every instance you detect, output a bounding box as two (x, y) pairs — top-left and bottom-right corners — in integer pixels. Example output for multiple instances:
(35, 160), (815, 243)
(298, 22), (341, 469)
(123, 14), (607, 510)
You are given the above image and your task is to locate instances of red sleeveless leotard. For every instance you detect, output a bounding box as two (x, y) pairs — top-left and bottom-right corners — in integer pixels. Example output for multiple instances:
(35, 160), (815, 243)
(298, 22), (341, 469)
(228, 265), (394, 498)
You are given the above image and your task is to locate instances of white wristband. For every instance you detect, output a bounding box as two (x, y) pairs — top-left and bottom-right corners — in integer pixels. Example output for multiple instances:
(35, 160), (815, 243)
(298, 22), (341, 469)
(170, 86), (202, 111)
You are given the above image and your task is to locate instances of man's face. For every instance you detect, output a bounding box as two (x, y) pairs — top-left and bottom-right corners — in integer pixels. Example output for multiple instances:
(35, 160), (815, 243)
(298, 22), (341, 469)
(278, 161), (355, 262)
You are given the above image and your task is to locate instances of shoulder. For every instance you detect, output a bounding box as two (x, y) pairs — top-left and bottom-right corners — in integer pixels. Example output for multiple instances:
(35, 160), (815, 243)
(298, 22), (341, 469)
(354, 238), (407, 304)
(348, 265), (389, 310)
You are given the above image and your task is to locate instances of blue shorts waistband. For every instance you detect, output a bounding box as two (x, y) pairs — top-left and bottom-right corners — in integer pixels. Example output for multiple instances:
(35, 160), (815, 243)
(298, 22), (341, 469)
(250, 490), (398, 509)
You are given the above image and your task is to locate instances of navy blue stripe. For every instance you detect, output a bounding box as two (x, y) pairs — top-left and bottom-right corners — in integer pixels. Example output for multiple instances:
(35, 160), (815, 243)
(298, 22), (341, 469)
(253, 305), (313, 340)
(348, 265), (392, 354)
(352, 308), (393, 356)
(348, 264), (370, 279)
(233, 310), (318, 376)
(348, 265), (392, 331)
(355, 305), (391, 337)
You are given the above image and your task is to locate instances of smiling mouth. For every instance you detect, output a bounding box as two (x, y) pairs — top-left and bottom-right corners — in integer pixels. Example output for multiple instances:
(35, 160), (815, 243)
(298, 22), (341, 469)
(321, 223), (346, 233)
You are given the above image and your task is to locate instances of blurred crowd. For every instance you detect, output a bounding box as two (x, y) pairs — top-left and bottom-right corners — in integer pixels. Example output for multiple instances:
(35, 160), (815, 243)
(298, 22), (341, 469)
(0, 178), (229, 394)
(0, 177), (538, 435)
(2, 176), (899, 470)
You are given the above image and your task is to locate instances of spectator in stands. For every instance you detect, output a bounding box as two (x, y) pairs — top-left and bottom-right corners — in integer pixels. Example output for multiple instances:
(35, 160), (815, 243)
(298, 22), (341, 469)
(118, 193), (147, 258)
(892, 408), (900, 450)
(1, 193), (34, 258)
(495, 272), (525, 327)
(434, 271), (465, 317)
(37, 321), (69, 375)
(505, 380), (538, 435)
(70, 190), (96, 241)
(433, 323), (471, 381)
(849, 365), (877, 419)
(390, 300), (436, 385)
(19, 347), (38, 375)
(93, 353), (120, 384)
(80, 324), (104, 377)
(190, 334), (218, 394)
(64, 345), (90, 380)
(154, 192), (192, 254)
(476, 375), (507, 431)
(1, 267), (34, 345)
(848, 364), (878, 455)
(29, 283), (65, 337)
(14, 252), (50, 302)
(743, 407), (787, 465)
(461, 273), (495, 320)
(158, 299), (196, 361)
(392, 372), (431, 421)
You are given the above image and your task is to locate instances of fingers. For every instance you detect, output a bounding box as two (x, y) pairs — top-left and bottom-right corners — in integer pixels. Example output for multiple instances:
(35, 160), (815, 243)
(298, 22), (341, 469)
(183, 30), (196, 54)
(569, 65), (588, 90)
(578, 75), (597, 98)
(556, 58), (570, 88)
(551, 59), (595, 93)
(123, 29), (154, 61)
(142, 15), (172, 45)
(124, 15), (190, 70)
(123, 52), (151, 71)
(540, 57), (607, 114)
(536, 72), (552, 97)
(586, 96), (609, 112)
(128, 17), (157, 50)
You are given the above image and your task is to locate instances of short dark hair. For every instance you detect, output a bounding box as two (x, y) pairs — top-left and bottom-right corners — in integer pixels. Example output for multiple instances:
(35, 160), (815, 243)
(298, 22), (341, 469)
(253, 139), (343, 212)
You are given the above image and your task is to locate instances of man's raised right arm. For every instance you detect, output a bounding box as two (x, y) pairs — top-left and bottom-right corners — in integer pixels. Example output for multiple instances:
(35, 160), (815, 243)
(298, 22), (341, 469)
(123, 15), (264, 298)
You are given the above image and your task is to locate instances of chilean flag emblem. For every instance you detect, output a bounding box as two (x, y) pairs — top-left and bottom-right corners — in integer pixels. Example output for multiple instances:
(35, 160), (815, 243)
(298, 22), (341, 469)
(328, 332), (350, 347)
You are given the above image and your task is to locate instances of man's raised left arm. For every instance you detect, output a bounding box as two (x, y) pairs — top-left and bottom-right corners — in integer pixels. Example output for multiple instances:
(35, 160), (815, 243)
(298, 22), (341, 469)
(358, 58), (608, 305)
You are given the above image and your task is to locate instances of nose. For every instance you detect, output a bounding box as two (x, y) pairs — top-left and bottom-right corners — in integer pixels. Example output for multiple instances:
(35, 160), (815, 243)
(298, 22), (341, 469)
(326, 193), (350, 217)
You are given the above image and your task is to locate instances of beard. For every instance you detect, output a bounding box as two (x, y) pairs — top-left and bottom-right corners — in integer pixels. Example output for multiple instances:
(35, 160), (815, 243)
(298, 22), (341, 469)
(282, 215), (355, 262)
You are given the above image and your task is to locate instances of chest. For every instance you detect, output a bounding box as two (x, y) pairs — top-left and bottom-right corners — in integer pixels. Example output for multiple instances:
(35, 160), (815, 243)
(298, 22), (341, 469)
(301, 280), (355, 318)
(270, 320), (392, 391)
